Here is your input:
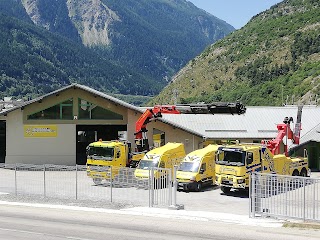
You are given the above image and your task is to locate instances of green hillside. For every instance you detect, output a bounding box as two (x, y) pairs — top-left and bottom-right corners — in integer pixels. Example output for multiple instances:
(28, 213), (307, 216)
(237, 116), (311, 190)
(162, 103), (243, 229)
(150, 0), (320, 106)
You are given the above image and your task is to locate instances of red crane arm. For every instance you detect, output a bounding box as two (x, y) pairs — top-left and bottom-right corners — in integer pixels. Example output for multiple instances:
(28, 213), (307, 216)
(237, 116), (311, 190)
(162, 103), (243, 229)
(264, 105), (303, 156)
(265, 123), (290, 155)
(134, 105), (181, 141)
(134, 102), (246, 152)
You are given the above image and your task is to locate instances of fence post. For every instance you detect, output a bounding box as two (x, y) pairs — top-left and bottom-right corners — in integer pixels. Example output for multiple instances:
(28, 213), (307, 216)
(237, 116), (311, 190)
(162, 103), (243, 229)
(172, 166), (177, 206)
(168, 168), (172, 207)
(303, 177), (306, 221)
(110, 166), (113, 203)
(168, 165), (184, 210)
(149, 167), (155, 207)
(43, 164), (46, 198)
(14, 163), (17, 196)
(285, 177), (288, 216)
(75, 165), (78, 200)
(250, 172), (255, 218)
(313, 179), (316, 220)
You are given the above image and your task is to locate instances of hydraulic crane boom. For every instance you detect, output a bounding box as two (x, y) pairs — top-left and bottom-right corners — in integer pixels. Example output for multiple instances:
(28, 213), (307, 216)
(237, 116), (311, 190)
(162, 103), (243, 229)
(134, 102), (246, 152)
(262, 105), (303, 156)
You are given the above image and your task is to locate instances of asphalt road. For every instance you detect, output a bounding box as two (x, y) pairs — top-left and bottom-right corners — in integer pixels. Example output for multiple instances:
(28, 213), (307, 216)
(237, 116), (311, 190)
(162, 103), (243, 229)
(0, 203), (319, 240)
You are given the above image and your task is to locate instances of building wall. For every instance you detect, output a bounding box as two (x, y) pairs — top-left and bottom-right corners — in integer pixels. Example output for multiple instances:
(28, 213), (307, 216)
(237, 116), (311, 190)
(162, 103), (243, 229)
(5, 110), (76, 165)
(290, 141), (320, 171)
(5, 88), (133, 165)
(144, 121), (204, 154)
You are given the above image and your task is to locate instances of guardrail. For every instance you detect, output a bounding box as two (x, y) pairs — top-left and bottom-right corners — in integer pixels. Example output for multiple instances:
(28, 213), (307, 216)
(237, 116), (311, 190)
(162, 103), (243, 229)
(250, 172), (320, 222)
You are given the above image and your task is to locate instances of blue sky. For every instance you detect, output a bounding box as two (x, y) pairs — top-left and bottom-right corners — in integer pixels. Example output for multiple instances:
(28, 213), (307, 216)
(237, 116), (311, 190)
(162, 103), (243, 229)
(188, 0), (283, 29)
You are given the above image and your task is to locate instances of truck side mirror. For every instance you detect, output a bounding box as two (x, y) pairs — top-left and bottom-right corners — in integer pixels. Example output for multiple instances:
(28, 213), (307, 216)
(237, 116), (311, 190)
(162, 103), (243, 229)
(85, 146), (90, 156)
(247, 152), (253, 164)
(199, 169), (205, 174)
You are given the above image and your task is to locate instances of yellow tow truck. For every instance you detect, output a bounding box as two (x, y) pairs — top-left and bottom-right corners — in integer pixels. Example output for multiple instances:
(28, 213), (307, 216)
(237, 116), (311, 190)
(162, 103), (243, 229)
(215, 143), (310, 194)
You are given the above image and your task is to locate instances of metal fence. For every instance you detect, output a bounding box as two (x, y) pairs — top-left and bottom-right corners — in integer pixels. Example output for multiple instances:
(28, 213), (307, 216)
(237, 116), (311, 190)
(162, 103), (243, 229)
(0, 164), (179, 209)
(250, 172), (320, 222)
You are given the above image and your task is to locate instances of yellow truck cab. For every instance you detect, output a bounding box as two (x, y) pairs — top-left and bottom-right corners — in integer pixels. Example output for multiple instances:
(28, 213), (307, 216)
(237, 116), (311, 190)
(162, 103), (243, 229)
(215, 144), (310, 194)
(134, 142), (186, 181)
(176, 144), (218, 192)
(86, 140), (144, 184)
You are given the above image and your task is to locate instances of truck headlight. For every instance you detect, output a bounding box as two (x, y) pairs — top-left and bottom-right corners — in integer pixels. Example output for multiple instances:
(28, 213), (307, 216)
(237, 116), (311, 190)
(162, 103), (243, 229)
(190, 176), (196, 182)
(237, 179), (245, 184)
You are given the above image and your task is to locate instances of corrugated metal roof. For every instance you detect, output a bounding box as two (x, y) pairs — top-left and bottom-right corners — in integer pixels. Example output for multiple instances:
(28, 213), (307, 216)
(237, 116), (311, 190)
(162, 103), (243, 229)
(300, 122), (320, 142)
(160, 105), (320, 144)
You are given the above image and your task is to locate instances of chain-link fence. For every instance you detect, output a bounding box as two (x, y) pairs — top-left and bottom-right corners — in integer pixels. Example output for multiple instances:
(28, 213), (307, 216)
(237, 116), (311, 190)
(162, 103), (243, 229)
(250, 172), (320, 222)
(0, 163), (179, 209)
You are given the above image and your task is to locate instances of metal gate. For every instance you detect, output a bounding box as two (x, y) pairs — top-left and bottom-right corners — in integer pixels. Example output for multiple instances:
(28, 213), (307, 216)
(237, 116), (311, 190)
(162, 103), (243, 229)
(250, 172), (320, 222)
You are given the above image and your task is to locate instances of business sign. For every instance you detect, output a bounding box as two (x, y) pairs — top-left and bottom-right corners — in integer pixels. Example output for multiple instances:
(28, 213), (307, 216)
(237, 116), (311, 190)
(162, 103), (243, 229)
(24, 125), (58, 138)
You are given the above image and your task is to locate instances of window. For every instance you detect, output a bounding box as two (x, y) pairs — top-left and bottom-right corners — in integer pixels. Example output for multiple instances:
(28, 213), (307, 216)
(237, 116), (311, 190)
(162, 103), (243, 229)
(200, 163), (206, 173)
(28, 99), (73, 120)
(78, 98), (123, 120)
(246, 152), (253, 165)
(159, 161), (165, 168)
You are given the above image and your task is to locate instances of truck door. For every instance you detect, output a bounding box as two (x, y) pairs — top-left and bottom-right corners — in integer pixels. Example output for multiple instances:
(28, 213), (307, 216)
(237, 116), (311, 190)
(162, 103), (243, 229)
(246, 152), (255, 173)
(115, 147), (123, 167)
(199, 162), (207, 183)
(259, 149), (263, 172)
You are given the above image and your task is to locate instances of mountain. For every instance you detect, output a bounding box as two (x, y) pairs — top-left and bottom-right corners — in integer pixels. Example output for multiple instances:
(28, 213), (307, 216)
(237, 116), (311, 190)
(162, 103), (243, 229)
(0, 13), (158, 100)
(150, 0), (320, 106)
(0, 0), (234, 103)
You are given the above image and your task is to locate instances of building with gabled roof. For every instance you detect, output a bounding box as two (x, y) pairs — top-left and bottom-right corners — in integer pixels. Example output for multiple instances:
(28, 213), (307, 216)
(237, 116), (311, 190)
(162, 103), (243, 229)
(0, 84), (319, 170)
(0, 84), (205, 165)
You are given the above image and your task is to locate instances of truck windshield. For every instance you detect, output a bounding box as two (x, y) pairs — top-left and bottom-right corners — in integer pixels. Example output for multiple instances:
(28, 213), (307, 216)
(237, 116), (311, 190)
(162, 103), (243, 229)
(138, 160), (159, 169)
(87, 147), (114, 160)
(217, 150), (245, 166)
(138, 154), (161, 169)
(178, 161), (200, 172)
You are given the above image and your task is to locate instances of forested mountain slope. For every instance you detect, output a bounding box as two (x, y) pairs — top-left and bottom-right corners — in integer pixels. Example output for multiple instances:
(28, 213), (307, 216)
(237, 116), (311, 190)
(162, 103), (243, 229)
(0, 0), (234, 104)
(151, 0), (320, 106)
(0, 14), (157, 100)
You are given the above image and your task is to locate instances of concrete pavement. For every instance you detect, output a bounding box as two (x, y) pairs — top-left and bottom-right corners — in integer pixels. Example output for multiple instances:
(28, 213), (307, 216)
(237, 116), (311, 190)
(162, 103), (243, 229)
(0, 200), (286, 228)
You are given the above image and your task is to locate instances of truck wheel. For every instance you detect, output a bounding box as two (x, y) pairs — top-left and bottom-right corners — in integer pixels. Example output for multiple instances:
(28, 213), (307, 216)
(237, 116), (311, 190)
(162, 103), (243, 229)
(292, 170), (299, 176)
(300, 168), (307, 177)
(93, 178), (102, 185)
(221, 186), (231, 194)
(195, 182), (202, 192)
